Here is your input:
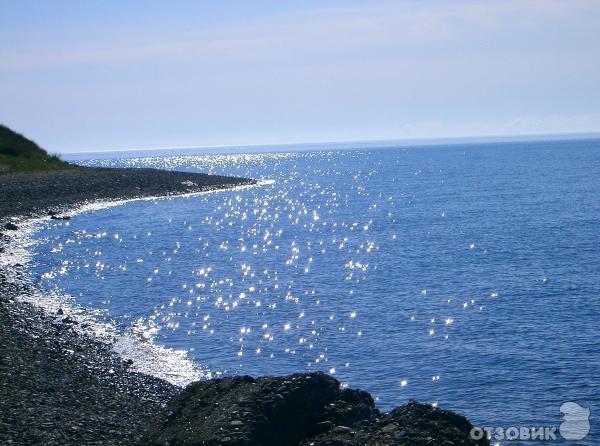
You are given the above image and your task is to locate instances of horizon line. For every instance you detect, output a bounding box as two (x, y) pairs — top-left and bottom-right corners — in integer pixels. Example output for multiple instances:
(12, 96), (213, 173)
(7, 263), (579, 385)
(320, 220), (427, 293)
(58, 130), (600, 156)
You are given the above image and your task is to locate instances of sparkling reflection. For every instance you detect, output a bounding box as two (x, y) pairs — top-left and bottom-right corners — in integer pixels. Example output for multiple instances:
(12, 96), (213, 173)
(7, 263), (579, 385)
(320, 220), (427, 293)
(30, 144), (600, 437)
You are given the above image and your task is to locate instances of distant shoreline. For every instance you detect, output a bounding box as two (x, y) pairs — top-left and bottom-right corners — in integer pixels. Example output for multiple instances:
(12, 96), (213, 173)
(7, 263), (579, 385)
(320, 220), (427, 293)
(0, 165), (256, 220)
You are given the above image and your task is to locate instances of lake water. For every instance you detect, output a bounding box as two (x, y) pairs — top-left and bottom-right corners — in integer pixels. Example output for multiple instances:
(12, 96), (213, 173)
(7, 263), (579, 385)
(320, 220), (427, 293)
(31, 139), (599, 444)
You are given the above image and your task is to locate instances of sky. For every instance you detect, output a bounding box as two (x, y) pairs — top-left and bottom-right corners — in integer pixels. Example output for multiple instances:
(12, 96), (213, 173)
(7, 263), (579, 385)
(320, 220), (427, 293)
(1, 0), (600, 153)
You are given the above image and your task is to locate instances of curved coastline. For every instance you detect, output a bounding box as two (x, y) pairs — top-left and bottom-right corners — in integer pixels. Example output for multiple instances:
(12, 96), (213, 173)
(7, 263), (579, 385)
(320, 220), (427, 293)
(0, 167), (487, 445)
(0, 167), (258, 444)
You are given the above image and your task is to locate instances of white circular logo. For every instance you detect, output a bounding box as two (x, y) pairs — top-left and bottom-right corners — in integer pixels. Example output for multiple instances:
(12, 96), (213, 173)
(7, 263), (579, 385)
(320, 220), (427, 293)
(560, 402), (590, 441)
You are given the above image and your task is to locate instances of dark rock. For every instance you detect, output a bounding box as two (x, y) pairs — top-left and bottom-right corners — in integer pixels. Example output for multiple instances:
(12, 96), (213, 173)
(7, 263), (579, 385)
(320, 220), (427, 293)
(309, 400), (489, 445)
(332, 425), (353, 433)
(141, 373), (487, 446)
(317, 421), (335, 432)
(62, 316), (77, 325)
(4, 222), (18, 230)
(50, 214), (71, 220)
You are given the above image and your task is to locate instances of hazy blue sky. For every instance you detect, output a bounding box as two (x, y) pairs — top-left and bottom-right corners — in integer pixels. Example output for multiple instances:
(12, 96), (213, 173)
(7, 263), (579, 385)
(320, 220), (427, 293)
(1, 0), (600, 153)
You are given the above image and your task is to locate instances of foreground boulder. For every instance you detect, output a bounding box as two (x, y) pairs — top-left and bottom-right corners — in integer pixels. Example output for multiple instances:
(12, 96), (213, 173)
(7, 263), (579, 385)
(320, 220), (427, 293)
(141, 372), (488, 446)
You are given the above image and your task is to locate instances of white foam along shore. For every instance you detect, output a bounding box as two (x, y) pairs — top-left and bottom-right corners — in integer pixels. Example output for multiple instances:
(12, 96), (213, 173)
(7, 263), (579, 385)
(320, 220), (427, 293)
(1, 179), (274, 387)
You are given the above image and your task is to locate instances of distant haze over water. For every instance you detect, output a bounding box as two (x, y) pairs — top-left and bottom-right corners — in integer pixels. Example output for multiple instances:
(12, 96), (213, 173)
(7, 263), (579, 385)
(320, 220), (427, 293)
(60, 133), (600, 161)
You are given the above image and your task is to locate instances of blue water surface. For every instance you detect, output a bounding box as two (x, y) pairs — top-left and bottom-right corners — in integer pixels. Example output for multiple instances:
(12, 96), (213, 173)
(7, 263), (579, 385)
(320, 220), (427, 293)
(31, 139), (600, 444)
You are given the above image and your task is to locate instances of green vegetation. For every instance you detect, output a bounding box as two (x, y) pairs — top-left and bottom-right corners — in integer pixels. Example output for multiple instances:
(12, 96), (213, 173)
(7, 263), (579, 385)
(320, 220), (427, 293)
(0, 124), (71, 172)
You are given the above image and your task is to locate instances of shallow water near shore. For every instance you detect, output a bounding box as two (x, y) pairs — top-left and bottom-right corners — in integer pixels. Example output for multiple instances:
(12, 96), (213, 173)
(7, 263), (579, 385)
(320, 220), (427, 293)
(30, 139), (599, 444)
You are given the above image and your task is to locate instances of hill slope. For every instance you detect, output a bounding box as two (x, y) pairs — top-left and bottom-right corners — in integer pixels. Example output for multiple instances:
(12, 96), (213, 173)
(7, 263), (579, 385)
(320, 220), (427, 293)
(0, 125), (70, 172)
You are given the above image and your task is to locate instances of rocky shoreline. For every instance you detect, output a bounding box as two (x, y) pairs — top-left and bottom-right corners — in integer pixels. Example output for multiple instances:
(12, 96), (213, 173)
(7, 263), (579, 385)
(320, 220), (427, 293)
(0, 166), (256, 219)
(0, 167), (254, 444)
(0, 167), (488, 445)
(141, 372), (488, 446)
(0, 257), (179, 445)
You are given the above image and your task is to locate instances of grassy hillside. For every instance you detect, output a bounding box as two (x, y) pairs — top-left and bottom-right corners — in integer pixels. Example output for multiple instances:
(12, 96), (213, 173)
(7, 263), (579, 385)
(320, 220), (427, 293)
(0, 124), (70, 172)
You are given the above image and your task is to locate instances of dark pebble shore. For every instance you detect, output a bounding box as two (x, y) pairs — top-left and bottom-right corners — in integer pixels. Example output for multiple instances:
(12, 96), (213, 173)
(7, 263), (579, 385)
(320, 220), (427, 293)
(0, 166), (256, 219)
(0, 167), (488, 445)
(0, 260), (179, 445)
